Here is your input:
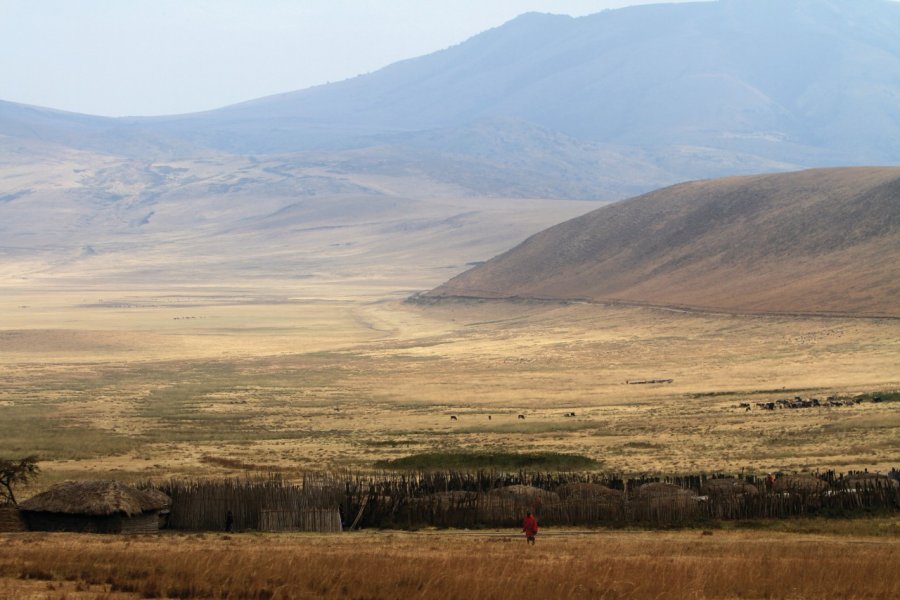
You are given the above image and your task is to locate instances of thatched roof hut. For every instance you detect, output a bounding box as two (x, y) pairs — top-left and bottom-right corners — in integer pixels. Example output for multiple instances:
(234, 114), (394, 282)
(700, 478), (759, 497)
(633, 482), (695, 499)
(772, 475), (828, 494)
(556, 483), (624, 502)
(488, 485), (559, 503)
(838, 473), (899, 491)
(19, 480), (170, 534)
(478, 485), (559, 521)
(556, 483), (625, 522)
(631, 482), (701, 522)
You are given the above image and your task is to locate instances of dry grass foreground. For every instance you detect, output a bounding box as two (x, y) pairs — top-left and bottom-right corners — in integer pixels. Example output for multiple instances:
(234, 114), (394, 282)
(0, 528), (898, 599)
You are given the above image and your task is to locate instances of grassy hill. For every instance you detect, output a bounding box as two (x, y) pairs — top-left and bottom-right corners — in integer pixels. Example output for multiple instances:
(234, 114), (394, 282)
(426, 167), (900, 317)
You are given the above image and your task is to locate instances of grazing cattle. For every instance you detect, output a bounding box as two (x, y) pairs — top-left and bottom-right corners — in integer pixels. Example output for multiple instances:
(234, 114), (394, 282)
(488, 415), (492, 420)
(564, 412), (576, 417)
(450, 415), (458, 421)
(517, 414), (525, 420)
(873, 396), (883, 403)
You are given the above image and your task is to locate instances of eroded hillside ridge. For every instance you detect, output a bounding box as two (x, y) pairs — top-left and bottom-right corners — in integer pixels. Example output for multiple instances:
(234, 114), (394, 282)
(426, 167), (900, 317)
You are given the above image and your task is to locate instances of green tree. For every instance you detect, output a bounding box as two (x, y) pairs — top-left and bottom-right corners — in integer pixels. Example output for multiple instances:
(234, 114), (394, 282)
(0, 456), (40, 505)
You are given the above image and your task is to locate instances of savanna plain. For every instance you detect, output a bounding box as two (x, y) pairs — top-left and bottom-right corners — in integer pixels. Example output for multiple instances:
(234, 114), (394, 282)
(5, 1), (900, 595)
(1, 280), (898, 599)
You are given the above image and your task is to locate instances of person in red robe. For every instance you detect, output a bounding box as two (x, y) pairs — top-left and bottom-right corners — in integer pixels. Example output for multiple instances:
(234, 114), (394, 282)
(522, 511), (538, 545)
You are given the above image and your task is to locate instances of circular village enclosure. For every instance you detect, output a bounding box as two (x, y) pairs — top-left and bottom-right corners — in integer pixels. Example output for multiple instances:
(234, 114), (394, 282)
(8, 469), (896, 535)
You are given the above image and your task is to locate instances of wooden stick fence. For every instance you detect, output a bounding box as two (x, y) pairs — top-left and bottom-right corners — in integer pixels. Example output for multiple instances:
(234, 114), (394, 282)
(259, 508), (341, 532)
(146, 469), (899, 532)
(0, 506), (26, 532)
(156, 474), (344, 532)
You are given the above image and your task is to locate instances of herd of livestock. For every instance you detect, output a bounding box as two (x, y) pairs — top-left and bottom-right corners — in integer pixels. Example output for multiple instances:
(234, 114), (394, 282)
(741, 395), (883, 411)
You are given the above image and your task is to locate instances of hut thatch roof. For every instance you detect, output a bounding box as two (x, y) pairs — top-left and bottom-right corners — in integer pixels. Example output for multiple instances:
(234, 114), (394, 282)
(19, 480), (170, 517)
(411, 490), (478, 509)
(839, 473), (899, 490)
(556, 483), (624, 501)
(139, 486), (173, 508)
(772, 475), (828, 493)
(633, 482), (695, 499)
(700, 478), (759, 496)
(488, 485), (560, 504)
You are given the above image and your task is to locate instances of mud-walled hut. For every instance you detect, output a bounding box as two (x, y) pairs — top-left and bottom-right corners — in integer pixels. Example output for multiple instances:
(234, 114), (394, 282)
(19, 480), (170, 534)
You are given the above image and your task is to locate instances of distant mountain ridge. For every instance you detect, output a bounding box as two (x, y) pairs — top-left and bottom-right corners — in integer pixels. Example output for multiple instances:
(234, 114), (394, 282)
(2, 0), (900, 200)
(143, 0), (900, 164)
(2, 1), (900, 292)
(425, 167), (900, 317)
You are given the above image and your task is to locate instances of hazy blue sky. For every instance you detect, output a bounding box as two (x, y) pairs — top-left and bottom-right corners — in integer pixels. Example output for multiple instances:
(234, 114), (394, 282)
(2, 0), (706, 117)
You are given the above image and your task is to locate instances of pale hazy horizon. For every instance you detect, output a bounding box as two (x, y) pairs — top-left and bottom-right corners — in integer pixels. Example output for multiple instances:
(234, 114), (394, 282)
(1, 0), (710, 117)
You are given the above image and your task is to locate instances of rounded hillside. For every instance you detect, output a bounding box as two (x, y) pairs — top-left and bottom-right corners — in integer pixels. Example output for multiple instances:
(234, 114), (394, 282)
(427, 167), (900, 317)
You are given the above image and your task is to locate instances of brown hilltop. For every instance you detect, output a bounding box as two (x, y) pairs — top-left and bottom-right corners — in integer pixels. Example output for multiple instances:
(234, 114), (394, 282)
(427, 167), (900, 317)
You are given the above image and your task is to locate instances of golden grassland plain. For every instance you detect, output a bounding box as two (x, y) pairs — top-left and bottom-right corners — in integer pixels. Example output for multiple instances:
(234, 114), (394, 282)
(0, 526), (898, 599)
(1, 282), (898, 486)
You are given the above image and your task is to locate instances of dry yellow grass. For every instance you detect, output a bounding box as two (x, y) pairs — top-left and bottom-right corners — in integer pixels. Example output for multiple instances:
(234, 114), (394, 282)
(0, 529), (897, 599)
(1, 288), (897, 482)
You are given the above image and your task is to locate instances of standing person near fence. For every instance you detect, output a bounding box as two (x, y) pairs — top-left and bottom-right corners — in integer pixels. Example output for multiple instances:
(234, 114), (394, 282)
(522, 511), (538, 545)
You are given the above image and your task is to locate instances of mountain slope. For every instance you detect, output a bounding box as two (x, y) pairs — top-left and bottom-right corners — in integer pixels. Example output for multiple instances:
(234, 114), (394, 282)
(425, 167), (900, 317)
(3, 1), (899, 200)
(139, 0), (900, 166)
(0, 100), (199, 158)
(0, 135), (594, 288)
